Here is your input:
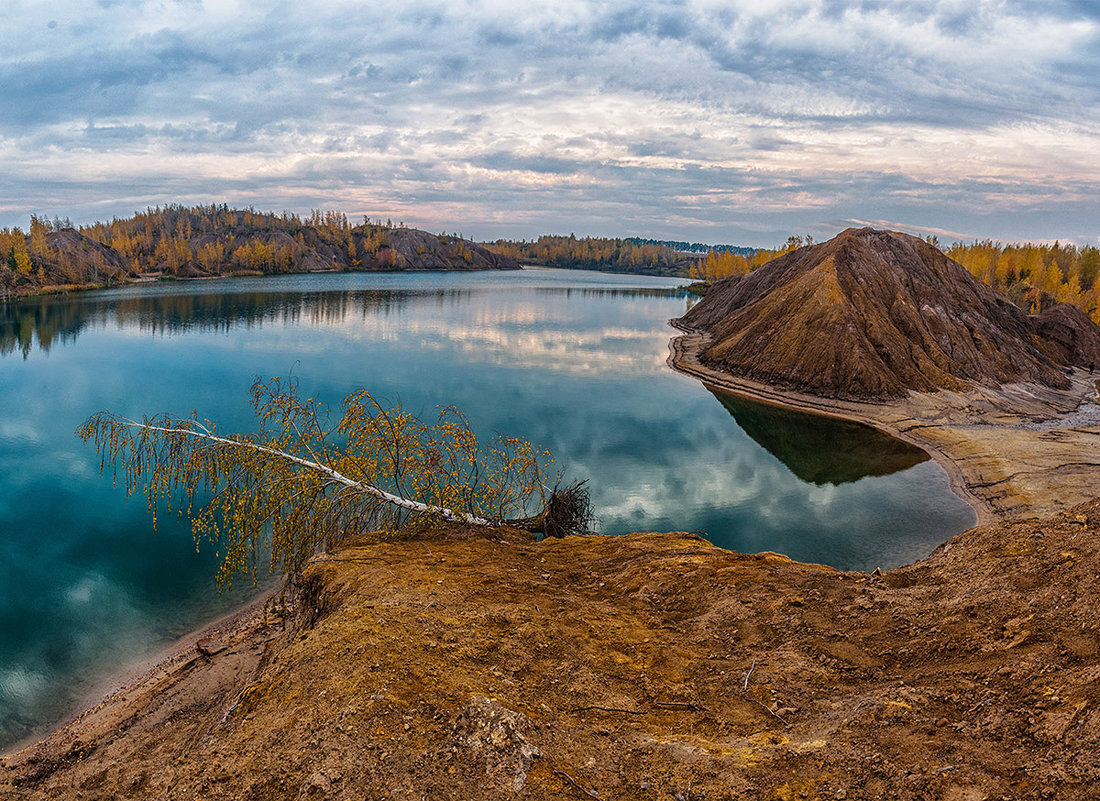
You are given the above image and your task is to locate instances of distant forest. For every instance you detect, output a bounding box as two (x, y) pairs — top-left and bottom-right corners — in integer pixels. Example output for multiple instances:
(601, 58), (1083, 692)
(623, 237), (757, 257)
(482, 235), (697, 276)
(0, 205), (514, 297)
(483, 235), (767, 277)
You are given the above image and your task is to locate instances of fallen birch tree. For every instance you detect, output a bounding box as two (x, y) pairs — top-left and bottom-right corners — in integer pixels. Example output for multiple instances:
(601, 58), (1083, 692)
(79, 377), (591, 588)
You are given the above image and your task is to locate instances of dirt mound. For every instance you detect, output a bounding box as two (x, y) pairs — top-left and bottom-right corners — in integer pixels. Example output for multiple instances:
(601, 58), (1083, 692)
(1032, 303), (1100, 368)
(678, 228), (1090, 400)
(3, 218), (518, 298)
(383, 228), (518, 271)
(38, 229), (134, 285)
(8, 506), (1100, 799)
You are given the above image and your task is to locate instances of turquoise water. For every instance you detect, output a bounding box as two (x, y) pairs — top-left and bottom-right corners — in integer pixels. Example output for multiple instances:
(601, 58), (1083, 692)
(0, 268), (975, 748)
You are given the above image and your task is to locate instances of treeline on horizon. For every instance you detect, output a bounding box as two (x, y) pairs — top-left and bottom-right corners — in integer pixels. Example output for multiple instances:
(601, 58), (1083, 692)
(0, 205), (494, 296)
(482, 234), (760, 276)
(482, 235), (697, 276)
(3, 208), (1099, 323)
(624, 237), (756, 257)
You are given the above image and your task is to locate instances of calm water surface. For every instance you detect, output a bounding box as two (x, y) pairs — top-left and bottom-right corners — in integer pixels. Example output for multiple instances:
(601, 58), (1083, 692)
(0, 268), (975, 747)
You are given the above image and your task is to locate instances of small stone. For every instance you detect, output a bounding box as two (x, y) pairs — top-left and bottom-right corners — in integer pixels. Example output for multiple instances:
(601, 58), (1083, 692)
(196, 637), (227, 657)
(297, 771), (331, 801)
(448, 695), (540, 792)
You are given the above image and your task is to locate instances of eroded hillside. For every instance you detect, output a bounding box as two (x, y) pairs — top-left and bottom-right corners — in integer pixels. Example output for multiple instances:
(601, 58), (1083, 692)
(0, 207), (517, 296)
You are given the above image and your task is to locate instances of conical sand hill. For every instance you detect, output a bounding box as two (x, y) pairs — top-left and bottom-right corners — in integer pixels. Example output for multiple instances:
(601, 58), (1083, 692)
(678, 228), (1095, 401)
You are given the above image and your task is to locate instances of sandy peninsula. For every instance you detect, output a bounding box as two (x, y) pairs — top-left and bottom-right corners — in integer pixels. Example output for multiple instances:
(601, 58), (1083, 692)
(670, 322), (1100, 524)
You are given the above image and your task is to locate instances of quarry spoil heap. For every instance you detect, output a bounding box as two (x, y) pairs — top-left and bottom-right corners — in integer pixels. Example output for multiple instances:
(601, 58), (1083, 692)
(678, 227), (1100, 400)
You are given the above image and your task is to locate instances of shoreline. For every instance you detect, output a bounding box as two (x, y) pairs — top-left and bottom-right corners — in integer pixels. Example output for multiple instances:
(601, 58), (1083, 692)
(2, 587), (279, 759)
(668, 320), (1100, 523)
(2, 264), (526, 302)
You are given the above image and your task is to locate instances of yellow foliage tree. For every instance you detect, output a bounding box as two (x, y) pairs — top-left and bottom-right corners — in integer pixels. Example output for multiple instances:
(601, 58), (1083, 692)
(10, 231), (32, 275)
(948, 240), (1100, 322)
(79, 378), (589, 588)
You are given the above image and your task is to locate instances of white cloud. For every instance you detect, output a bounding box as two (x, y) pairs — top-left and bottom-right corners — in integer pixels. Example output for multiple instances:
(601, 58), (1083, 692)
(0, 0), (1097, 244)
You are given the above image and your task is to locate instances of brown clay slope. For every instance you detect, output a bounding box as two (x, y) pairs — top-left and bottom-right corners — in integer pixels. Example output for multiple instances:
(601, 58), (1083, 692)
(2, 221), (518, 297)
(7, 508), (1100, 800)
(35, 229), (135, 286)
(1032, 302), (1100, 368)
(383, 228), (518, 271)
(678, 228), (1072, 400)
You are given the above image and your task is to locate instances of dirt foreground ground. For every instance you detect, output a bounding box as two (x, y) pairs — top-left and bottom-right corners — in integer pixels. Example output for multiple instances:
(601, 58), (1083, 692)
(4, 508), (1100, 800)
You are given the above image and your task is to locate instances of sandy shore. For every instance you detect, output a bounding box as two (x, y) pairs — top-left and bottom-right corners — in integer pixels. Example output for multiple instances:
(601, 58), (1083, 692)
(668, 321), (1100, 522)
(2, 587), (279, 760)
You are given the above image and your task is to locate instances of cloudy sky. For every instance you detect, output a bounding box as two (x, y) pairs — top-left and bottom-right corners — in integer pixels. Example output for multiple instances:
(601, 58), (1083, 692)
(2, 0), (1098, 246)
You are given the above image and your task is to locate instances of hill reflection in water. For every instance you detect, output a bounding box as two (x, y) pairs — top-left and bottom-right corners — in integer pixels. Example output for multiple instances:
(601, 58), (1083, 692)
(0, 288), (418, 357)
(709, 386), (928, 486)
(0, 284), (680, 358)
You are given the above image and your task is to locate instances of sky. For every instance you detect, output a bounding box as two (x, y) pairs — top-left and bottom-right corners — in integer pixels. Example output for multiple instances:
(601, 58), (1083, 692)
(1, 0), (1098, 247)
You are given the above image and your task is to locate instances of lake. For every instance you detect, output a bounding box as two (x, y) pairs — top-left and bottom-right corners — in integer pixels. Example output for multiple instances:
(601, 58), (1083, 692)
(0, 267), (975, 748)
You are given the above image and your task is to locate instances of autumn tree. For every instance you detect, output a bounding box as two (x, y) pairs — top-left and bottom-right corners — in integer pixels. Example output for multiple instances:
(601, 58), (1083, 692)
(948, 240), (1100, 320)
(28, 214), (51, 258)
(485, 235), (689, 274)
(688, 238), (806, 282)
(79, 378), (591, 589)
(9, 229), (32, 276)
